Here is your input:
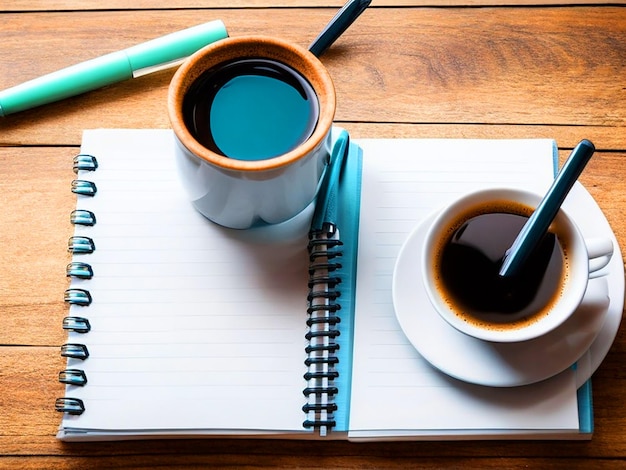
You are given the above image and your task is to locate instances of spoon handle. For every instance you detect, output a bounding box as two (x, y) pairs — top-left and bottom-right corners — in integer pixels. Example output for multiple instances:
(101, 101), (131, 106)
(499, 139), (595, 277)
(308, 0), (372, 57)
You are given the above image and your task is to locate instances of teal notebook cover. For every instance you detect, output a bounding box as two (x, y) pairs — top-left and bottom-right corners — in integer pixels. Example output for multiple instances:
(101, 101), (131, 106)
(551, 140), (594, 436)
(330, 141), (363, 432)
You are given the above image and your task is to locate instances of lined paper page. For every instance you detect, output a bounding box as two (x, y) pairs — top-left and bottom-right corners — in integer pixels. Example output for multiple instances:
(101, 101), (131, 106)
(348, 139), (580, 437)
(61, 130), (310, 435)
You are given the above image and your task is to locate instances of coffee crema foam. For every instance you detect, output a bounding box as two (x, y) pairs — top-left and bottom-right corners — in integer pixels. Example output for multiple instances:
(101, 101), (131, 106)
(431, 200), (571, 332)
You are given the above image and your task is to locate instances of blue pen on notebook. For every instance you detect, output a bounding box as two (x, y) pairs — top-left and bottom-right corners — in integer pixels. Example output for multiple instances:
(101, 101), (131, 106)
(304, 131), (350, 437)
(311, 130), (351, 234)
(0, 20), (228, 117)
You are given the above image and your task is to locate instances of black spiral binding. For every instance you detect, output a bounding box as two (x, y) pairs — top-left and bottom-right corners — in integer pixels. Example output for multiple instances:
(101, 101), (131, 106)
(56, 154), (98, 416)
(303, 222), (343, 436)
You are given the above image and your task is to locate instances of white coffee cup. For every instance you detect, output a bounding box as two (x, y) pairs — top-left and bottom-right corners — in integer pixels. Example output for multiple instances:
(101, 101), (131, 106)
(421, 188), (613, 343)
(168, 36), (336, 229)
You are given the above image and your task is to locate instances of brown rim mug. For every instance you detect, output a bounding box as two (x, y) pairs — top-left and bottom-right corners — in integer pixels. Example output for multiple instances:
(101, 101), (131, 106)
(168, 36), (336, 229)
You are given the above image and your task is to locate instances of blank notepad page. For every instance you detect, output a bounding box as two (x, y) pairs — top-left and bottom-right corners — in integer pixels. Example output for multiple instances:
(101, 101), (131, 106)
(348, 139), (580, 437)
(63, 130), (310, 434)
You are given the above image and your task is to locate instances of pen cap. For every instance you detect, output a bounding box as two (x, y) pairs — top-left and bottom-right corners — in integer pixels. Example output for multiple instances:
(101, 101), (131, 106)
(126, 20), (229, 76)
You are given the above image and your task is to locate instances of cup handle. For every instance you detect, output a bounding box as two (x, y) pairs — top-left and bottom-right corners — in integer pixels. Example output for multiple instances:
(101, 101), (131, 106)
(586, 237), (614, 278)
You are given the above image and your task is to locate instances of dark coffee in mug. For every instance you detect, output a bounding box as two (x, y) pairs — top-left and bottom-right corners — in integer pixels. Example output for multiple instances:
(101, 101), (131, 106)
(432, 200), (569, 331)
(182, 58), (319, 161)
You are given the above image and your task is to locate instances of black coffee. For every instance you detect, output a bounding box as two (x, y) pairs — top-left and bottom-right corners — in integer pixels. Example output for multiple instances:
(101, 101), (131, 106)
(434, 202), (567, 330)
(183, 58), (319, 161)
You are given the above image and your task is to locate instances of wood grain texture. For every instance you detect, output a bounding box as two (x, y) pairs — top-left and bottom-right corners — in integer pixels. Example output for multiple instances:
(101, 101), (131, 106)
(0, 148), (74, 346)
(3, 0), (625, 11)
(1, 8), (625, 147)
(0, 2), (625, 467)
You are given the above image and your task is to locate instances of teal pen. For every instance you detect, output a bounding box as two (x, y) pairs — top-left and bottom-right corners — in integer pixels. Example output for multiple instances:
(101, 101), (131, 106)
(311, 130), (351, 233)
(0, 20), (228, 117)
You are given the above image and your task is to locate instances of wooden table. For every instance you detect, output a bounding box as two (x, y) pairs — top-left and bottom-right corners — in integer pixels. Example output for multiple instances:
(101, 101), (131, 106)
(1, 1), (625, 467)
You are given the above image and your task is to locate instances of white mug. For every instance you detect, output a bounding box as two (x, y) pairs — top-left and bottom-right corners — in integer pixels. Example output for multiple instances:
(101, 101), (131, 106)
(168, 36), (336, 229)
(421, 188), (613, 343)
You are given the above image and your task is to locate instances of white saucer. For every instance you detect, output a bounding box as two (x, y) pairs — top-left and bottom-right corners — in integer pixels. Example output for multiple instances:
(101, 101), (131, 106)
(392, 182), (623, 387)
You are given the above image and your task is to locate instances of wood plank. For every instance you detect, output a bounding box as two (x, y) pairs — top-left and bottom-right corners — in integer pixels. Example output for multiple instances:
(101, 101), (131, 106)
(2, 119), (625, 152)
(0, 147), (75, 346)
(0, 456), (624, 469)
(555, 149), (626, 258)
(0, 347), (65, 444)
(1, 7), (625, 147)
(345, 124), (626, 151)
(3, 0), (625, 12)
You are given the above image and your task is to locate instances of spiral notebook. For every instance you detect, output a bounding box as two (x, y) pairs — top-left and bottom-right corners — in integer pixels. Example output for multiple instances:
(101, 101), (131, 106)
(57, 129), (591, 441)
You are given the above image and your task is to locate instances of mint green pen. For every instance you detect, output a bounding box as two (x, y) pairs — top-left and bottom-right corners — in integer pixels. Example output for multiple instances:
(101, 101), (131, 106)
(0, 19), (228, 117)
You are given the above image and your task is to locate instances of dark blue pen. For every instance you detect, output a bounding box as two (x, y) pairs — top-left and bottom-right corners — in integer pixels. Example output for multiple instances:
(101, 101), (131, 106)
(311, 130), (350, 233)
(308, 0), (372, 57)
(499, 139), (595, 277)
